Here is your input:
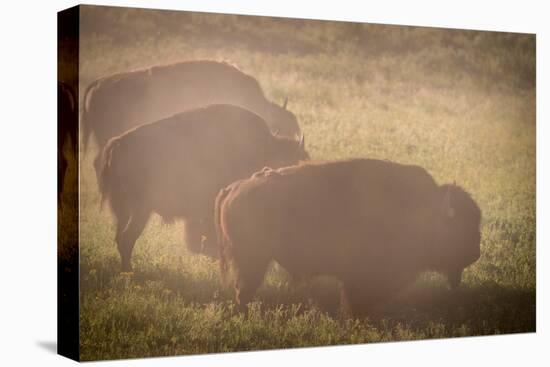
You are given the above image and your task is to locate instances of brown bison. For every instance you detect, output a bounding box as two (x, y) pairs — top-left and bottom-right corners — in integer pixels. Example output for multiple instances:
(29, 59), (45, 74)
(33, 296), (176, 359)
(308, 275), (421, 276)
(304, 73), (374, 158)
(58, 81), (77, 202)
(99, 104), (308, 272)
(216, 159), (481, 314)
(83, 60), (301, 174)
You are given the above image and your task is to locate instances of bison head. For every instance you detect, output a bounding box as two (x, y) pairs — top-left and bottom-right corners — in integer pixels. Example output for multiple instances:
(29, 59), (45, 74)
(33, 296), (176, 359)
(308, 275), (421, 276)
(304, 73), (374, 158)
(433, 184), (481, 288)
(268, 132), (310, 168)
(266, 98), (302, 139)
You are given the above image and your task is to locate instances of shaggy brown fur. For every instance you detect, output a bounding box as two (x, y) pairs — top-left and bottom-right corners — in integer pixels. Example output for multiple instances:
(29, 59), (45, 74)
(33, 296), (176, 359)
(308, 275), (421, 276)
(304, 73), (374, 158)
(99, 104), (308, 271)
(82, 59), (301, 171)
(216, 159), (481, 314)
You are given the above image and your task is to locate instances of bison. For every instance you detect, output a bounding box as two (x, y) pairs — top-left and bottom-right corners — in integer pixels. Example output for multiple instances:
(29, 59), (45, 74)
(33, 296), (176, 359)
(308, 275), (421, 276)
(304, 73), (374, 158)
(216, 159), (481, 314)
(58, 81), (77, 203)
(83, 60), (301, 177)
(99, 104), (309, 272)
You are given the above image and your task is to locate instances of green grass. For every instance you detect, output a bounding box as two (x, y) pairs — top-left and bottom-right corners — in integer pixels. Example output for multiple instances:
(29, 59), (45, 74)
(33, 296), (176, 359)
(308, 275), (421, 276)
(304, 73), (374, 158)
(60, 6), (536, 361)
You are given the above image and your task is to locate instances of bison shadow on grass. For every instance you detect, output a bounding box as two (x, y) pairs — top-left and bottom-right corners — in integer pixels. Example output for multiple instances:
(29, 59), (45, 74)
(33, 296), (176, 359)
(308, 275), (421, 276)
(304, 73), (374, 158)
(81, 258), (534, 336)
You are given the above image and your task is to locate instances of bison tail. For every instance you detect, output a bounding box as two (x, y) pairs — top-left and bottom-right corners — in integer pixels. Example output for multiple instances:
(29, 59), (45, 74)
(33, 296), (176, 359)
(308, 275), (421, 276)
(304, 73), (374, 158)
(97, 138), (120, 210)
(214, 186), (234, 287)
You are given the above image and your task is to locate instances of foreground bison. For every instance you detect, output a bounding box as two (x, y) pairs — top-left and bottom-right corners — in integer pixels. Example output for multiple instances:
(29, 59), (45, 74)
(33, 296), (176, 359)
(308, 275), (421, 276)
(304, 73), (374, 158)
(58, 81), (77, 202)
(83, 60), (301, 173)
(99, 104), (308, 271)
(216, 159), (481, 313)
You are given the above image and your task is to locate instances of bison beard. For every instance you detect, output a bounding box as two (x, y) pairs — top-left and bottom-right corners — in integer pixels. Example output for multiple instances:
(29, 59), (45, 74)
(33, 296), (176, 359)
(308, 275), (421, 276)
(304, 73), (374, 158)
(98, 104), (308, 272)
(216, 159), (481, 314)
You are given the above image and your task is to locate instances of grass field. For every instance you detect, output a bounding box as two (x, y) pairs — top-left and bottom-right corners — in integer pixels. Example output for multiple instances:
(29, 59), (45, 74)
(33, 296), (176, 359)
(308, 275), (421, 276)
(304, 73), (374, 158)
(59, 6), (535, 361)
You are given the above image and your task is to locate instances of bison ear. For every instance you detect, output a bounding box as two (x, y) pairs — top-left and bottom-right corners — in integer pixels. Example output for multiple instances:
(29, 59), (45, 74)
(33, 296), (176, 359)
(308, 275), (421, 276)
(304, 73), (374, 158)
(283, 97), (288, 110)
(443, 186), (455, 219)
(299, 133), (305, 149)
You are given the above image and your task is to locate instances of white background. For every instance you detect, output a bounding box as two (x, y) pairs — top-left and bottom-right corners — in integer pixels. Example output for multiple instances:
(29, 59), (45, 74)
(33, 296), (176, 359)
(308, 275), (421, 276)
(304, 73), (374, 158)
(0, 0), (547, 365)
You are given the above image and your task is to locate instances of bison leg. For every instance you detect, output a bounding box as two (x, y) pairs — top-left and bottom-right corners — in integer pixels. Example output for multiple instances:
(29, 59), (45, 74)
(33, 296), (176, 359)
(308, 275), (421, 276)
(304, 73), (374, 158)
(339, 286), (353, 318)
(234, 257), (271, 310)
(116, 210), (149, 272)
(341, 280), (381, 317)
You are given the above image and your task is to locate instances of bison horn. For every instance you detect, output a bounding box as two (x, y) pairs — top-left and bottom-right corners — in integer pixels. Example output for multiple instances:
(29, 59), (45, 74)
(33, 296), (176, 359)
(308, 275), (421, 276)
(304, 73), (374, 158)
(443, 185), (455, 218)
(283, 97), (288, 110)
(272, 129), (280, 136)
(299, 133), (305, 149)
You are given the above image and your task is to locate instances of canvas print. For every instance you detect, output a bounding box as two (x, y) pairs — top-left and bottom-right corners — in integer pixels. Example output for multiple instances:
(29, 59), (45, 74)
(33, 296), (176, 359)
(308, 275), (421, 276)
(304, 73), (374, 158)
(57, 4), (536, 361)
